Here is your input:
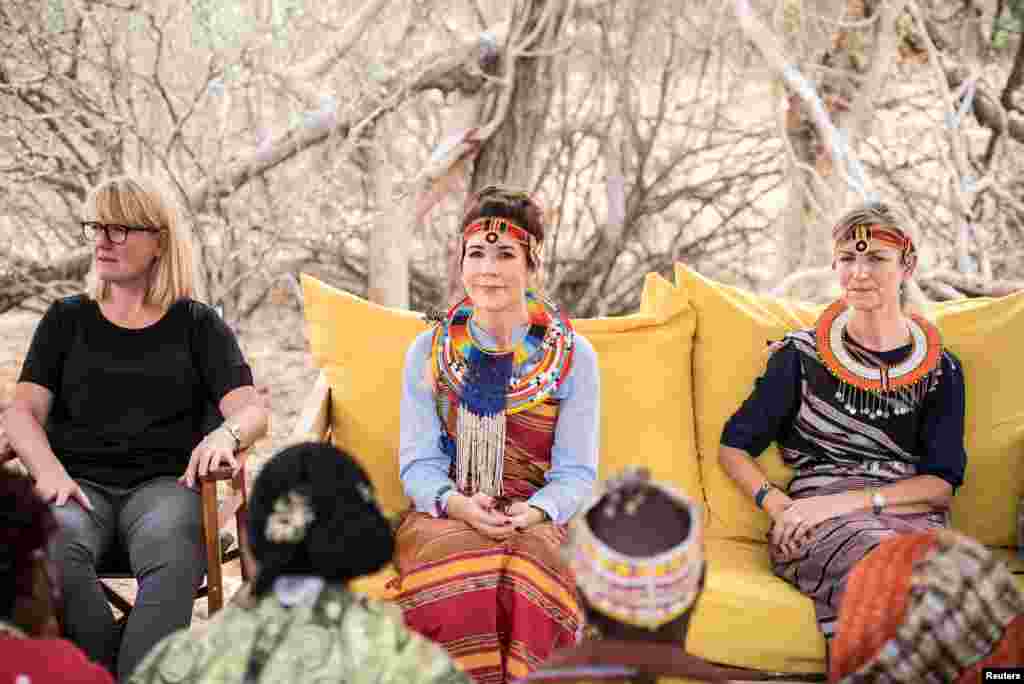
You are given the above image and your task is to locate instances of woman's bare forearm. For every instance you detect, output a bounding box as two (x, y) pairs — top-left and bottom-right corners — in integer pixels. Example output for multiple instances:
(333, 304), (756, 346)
(718, 444), (791, 517)
(831, 475), (953, 514)
(1, 406), (65, 479)
(220, 400), (269, 451)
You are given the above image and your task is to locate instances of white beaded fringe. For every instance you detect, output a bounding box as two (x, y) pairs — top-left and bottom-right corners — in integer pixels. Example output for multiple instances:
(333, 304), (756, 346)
(456, 405), (505, 497)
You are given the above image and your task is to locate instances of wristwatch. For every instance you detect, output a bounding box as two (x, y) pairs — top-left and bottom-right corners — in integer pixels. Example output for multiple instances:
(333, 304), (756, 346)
(222, 421), (242, 452)
(435, 485), (454, 518)
(870, 488), (886, 516)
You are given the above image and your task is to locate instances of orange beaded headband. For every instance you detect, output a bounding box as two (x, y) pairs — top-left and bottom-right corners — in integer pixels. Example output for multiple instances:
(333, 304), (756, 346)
(834, 223), (916, 265)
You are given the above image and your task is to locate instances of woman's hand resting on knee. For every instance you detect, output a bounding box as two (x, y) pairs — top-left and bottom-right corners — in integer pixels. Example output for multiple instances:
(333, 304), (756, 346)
(180, 427), (239, 489)
(33, 467), (93, 510)
(447, 492), (516, 540)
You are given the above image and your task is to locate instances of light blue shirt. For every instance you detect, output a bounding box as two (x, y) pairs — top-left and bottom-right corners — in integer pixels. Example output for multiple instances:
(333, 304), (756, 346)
(399, 320), (600, 525)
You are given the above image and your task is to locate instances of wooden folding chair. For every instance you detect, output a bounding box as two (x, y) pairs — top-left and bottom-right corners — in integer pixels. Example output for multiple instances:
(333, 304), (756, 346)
(97, 456), (253, 622)
(0, 447), (252, 620)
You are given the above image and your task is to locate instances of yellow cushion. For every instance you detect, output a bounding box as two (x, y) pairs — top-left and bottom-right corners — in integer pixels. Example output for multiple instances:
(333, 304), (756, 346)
(572, 273), (702, 497)
(303, 274), (431, 517)
(939, 293), (1024, 546)
(301, 272), (703, 518)
(674, 264), (819, 541)
(686, 538), (825, 673)
(675, 263), (1024, 546)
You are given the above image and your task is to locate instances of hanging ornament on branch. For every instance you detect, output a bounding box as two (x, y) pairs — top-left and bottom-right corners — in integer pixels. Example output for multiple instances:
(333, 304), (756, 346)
(735, 0), (879, 206)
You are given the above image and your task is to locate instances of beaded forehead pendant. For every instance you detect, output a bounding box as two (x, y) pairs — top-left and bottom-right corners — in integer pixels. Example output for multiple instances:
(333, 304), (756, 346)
(465, 217), (532, 248)
(463, 216), (542, 269)
(837, 223), (916, 266)
(852, 224), (871, 253)
(568, 475), (704, 631)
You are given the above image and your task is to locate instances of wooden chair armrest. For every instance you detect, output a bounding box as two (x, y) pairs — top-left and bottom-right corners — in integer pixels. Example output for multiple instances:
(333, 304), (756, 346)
(289, 370), (332, 444)
(199, 448), (251, 483)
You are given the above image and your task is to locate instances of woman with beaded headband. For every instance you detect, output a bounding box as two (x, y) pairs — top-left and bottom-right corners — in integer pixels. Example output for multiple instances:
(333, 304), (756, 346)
(525, 468), (762, 684)
(718, 201), (967, 655)
(396, 185), (601, 684)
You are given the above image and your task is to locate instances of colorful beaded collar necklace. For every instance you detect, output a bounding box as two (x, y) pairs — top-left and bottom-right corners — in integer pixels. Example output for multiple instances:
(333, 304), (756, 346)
(433, 289), (575, 415)
(815, 299), (942, 419)
(432, 289), (574, 496)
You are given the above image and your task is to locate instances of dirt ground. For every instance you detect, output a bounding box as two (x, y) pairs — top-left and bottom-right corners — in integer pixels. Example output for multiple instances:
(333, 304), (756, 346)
(0, 300), (320, 622)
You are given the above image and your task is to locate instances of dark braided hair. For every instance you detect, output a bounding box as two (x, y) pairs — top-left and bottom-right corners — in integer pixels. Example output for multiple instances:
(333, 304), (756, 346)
(461, 184), (546, 270)
(248, 442), (395, 597)
(0, 470), (58, 619)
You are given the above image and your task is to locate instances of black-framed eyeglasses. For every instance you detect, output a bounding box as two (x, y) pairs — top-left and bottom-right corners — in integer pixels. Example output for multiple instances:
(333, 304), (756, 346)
(80, 221), (162, 244)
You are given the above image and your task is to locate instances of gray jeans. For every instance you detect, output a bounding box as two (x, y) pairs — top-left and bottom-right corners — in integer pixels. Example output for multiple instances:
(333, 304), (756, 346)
(50, 476), (206, 681)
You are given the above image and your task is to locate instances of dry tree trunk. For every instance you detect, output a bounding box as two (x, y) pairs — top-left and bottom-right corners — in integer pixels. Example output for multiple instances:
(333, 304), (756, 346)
(435, 0), (571, 306)
(469, 0), (569, 190)
(367, 128), (410, 308)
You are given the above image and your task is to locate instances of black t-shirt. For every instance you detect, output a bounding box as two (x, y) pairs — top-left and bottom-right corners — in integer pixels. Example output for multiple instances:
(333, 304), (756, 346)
(18, 295), (254, 488)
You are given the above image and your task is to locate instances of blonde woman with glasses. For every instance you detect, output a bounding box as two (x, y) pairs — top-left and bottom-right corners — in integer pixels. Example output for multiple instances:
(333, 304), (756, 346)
(2, 175), (268, 680)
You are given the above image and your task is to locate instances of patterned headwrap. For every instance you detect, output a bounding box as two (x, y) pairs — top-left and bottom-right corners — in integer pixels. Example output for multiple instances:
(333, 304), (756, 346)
(567, 468), (704, 631)
(832, 202), (916, 267)
(831, 530), (1024, 683)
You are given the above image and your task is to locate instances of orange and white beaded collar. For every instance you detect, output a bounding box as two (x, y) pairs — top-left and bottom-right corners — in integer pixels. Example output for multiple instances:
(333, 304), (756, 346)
(815, 299), (942, 419)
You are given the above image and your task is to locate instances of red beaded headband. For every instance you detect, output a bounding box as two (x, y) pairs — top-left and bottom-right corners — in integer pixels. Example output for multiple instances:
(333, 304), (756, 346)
(463, 217), (533, 247)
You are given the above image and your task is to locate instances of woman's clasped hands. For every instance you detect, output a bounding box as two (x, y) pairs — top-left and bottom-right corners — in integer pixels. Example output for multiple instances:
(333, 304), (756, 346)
(768, 494), (842, 559)
(447, 493), (547, 540)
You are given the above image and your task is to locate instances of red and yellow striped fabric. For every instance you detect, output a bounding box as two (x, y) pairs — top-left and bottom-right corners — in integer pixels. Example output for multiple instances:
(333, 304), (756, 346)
(394, 401), (582, 684)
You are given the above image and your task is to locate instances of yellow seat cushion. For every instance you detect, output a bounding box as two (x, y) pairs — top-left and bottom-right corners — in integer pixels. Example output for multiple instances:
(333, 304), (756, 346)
(301, 272), (703, 518)
(675, 263), (1024, 546)
(686, 538), (825, 673)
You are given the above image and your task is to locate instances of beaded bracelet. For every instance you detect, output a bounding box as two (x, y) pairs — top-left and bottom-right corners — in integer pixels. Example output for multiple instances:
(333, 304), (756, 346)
(434, 484), (454, 518)
(754, 481), (774, 509)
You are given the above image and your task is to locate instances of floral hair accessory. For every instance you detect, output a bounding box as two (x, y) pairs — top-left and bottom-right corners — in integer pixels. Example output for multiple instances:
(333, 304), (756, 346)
(265, 491), (316, 544)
